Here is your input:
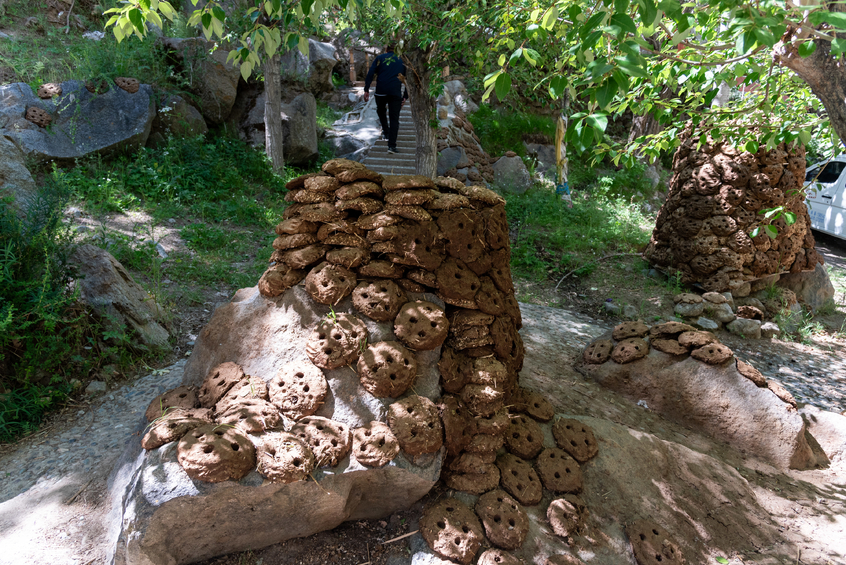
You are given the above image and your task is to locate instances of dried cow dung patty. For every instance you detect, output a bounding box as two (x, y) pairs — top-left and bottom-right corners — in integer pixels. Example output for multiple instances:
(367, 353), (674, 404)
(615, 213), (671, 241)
(478, 549), (525, 565)
(611, 337), (649, 364)
(352, 280), (407, 322)
(582, 339), (613, 364)
(420, 497), (484, 565)
(438, 346), (470, 394)
(438, 395), (475, 457)
(535, 448), (583, 493)
(475, 489), (530, 550)
(651, 339), (688, 356)
(275, 218), (318, 235)
(258, 263), (307, 298)
(625, 520), (685, 565)
(387, 395), (444, 456)
(198, 362), (246, 408)
(268, 361), (328, 420)
(352, 421), (400, 467)
(358, 259), (405, 278)
(511, 388), (555, 422)
(141, 408), (212, 450)
(444, 463), (501, 494)
(357, 341), (417, 398)
(304, 261), (357, 305)
(25, 106), (51, 128)
(255, 431), (315, 483)
(690, 342), (734, 365)
(394, 300), (449, 351)
(461, 383), (505, 418)
(215, 375), (269, 414)
(290, 416), (352, 467)
(326, 246), (369, 269)
(552, 418), (599, 463)
(547, 495), (587, 541)
(466, 432), (505, 454)
(176, 424), (256, 483)
(736, 359), (767, 387)
(306, 313), (368, 370)
(768, 379), (797, 407)
(115, 77), (140, 93)
(649, 321), (696, 339)
(217, 398), (283, 434)
(505, 415), (545, 460)
(612, 321), (650, 340)
(474, 407), (510, 436)
(145, 385), (199, 421)
(496, 453), (543, 506)
(448, 450), (497, 473)
(275, 244), (329, 269)
(382, 174), (437, 191)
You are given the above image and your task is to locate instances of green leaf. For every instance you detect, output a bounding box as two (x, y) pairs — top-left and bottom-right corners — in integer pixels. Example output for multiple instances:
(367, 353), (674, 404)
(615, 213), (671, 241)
(832, 38), (846, 57)
(509, 48), (523, 65)
(798, 129), (812, 145)
(212, 5), (225, 21)
(201, 12), (212, 31)
(495, 73), (511, 101)
(483, 70), (501, 88)
(615, 54), (647, 77)
(541, 5), (558, 30)
(744, 139), (759, 154)
(784, 211), (797, 225)
(549, 75), (568, 99)
(580, 11), (607, 39)
(753, 28), (775, 48)
(798, 41), (817, 58)
(750, 227), (761, 238)
(716, 558), (729, 564)
(523, 48), (541, 66)
(610, 13), (637, 35)
(764, 224), (778, 239)
(612, 69), (630, 90)
(615, 0), (630, 14)
(128, 8), (144, 33)
(586, 113), (608, 133)
(810, 10), (846, 30)
(638, 0), (658, 26)
(595, 80), (618, 109)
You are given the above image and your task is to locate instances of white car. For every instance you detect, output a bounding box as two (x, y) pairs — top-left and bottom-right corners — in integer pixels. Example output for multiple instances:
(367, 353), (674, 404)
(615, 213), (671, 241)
(804, 156), (846, 241)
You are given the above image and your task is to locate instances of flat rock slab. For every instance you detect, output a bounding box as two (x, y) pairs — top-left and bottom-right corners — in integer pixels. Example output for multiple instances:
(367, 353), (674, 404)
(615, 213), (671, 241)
(108, 284), (444, 565)
(0, 80), (154, 163)
(575, 331), (817, 470)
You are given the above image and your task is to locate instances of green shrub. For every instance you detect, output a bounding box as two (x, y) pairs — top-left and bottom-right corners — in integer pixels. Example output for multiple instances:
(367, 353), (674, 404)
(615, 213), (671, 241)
(468, 105), (556, 157)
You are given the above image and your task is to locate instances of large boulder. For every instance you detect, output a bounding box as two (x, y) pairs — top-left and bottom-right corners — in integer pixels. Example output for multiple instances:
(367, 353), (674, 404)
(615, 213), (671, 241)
(147, 93), (208, 147)
(492, 155), (532, 194)
(161, 37), (240, 124)
(442, 80), (479, 114)
(0, 136), (37, 218)
(280, 92), (319, 166)
(437, 146), (470, 177)
(776, 262), (836, 312)
(0, 80), (154, 164)
(108, 284), (443, 565)
(70, 244), (170, 353)
(280, 39), (339, 95)
(576, 330), (819, 469)
(523, 142), (556, 177)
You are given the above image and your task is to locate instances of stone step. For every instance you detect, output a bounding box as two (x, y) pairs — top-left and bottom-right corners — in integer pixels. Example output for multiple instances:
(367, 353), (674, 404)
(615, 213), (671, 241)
(365, 158), (417, 169)
(371, 142), (416, 151)
(367, 167), (418, 176)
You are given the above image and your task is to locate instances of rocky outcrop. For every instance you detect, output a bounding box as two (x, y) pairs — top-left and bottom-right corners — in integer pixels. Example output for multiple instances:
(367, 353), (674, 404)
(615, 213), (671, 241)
(0, 80), (154, 164)
(0, 136), (37, 218)
(147, 93), (207, 147)
(161, 37), (240, 124)
(280, 92), (318, 165)
(70, 244), (170, 353)
(436, 80), (493, 184)
(280, 39), (339, 95)
(776, 262), (836, 312)
(492, 155), (532, 194)
(576, 322), (820, 469)
(644, 131), (823, 293)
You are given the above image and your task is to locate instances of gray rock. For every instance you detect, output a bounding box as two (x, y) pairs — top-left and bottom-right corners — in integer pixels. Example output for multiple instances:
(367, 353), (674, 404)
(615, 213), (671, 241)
(281, 92), (319, 166)
(161, 37), (240, 124)
(437, 146), (470, 176)
(693, 317), (720, 331)
(720, 292), (735, 310)
(799, 405), (846, 463)
(604, 301), (621, 316)
(576, 333), (820, 469)
(280, 39), (339, 95)
(750, 274), (780, 293)
(0, 136), (37, 218)
(674, 302), (704, 318)
(776, 263), (836, 312)
(761, 321), (780, 339)
(0, 81), (154, 164)
(0, 31), (11, 40)
(704, 302), (736, 324)
(82, 30), (105, 41)
(85, 380), (107, 395)
(736, 297), (767, 314)
(147, 93), (207, 147)
(491, 155), (531, 194)
(442, 80), (478, 114)
(729, 280), (751, 298)
(523, 142), (556, 175)
(340, 146), (369, 163)
(70, 244), (170, 353)
(726, 317), (762, 339)
(324, 130), (365, 156)
(622, 304), (639, 319)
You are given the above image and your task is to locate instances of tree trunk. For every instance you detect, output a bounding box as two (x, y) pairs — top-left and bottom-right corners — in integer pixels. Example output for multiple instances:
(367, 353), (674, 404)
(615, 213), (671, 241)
(776, 38), (846, 146)
(402, 47), (437, 178)
(263, 52), (285, 172)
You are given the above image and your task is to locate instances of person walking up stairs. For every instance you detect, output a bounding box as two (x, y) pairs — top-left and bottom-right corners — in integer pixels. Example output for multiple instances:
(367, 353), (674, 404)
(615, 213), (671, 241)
(363, 106), (417, 175)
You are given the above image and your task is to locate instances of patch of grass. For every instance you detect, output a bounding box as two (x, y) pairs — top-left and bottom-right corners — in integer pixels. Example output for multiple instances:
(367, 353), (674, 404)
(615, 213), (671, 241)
(180, 223), (230, 252)
(468, 105), (555, 157)
(505, 184), (653, 281)
(316, 101), (341, 130)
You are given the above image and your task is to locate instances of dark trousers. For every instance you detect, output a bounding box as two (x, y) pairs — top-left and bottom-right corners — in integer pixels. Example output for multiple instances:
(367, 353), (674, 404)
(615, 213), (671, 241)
(376, 94), (403, 149)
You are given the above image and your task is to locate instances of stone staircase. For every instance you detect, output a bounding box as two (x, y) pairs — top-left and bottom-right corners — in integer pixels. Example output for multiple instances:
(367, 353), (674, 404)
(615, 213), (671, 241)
(363, 107), (417, 175)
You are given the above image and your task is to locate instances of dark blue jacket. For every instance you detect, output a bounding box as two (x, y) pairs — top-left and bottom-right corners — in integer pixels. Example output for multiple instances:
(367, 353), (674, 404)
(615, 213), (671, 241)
(365, 52), (408, 99)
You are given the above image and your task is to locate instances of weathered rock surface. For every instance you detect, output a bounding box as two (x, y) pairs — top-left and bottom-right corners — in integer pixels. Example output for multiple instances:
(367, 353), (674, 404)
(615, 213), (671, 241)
(576, 331), (819, 469)
(280, 39), (339, 95)
(776, 263), (836, 312)
(161, 38), (239, 124)
(0, 81), (154, 163)
(147, 93), (207, 147)
(491, 155), (531, 194)
(799, 405), (846, 463)
(0, 135), (37, 217)
(281, 92), (319, 165)
(70, 244), (170, 353)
